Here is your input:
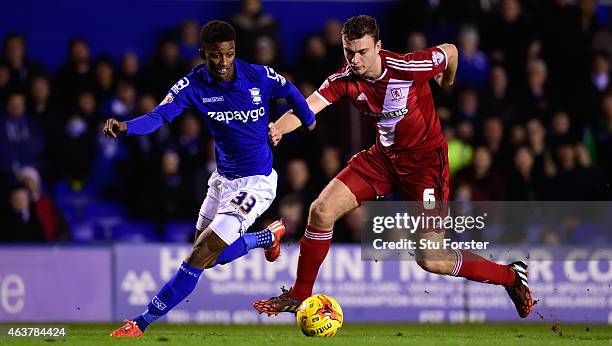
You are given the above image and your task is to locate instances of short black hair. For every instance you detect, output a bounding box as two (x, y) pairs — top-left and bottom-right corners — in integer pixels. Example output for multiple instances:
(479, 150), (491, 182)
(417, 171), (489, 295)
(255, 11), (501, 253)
(200, 20), (236, 46)
(3, 32), (25, 49)
(341, 15), (379, 42)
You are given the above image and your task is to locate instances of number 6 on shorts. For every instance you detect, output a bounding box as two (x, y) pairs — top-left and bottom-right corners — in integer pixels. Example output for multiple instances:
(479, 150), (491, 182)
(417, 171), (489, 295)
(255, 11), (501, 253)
(423, 188), (435, 210)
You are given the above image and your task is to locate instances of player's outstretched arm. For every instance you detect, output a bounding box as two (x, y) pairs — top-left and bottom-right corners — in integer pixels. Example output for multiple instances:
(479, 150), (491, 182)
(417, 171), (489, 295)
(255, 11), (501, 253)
(268, 93), (327, 146)
(439, 43), (458, 88)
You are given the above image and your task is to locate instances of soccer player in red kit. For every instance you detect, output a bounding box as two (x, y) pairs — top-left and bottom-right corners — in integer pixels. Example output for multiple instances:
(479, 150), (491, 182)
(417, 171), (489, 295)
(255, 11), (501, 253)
(254, 15), (533, 318)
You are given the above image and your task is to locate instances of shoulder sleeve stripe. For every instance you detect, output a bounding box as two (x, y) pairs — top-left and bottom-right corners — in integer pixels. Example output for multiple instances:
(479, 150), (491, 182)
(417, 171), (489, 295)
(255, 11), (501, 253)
(329, 69), (351, 81)
(313, 91), (332, 106)
(386, 59), (432, 71)
(386, 56), (433, 65)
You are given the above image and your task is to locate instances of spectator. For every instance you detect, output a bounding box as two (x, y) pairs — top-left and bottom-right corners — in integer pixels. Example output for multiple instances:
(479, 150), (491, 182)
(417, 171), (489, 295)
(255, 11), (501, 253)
(521, 58), (553, 117)
(334, 207), (364, 243)
(119, 52), (142, 88)
(1, 33), (45, 90)
(104, 80), (137, 120)
(405, 31), (427, 53)
(456, 26), (489, 88)
(447, 124), (474, 177)
(17, 166), (69, 241)
(179, 20), (200, 62)
(544, 140), (599, 200)
(319, 146), (342, 185)
(590, 93), (612, 184)
(549, 110), (580, 149)
(507, 146), (540, 201)
(454, 87), (480, 125)
(1, 185), (45, 242)
(277, 193), (305, 241)
(481, 116), (513, 172)
(142, 38), (189, 99)
(57, 113), (95, 181)
(591, 51), (611, 94)
(0, 64), (10, 105)
(53, 38), (94, 112)
(176, 111), (205, 184)
(454, 146), (506, 201)
(296, 35), (331, 86)
(28, 75), (55, 131)
(76, 90), (100, 124)
(584, 51), (612, 123)
(528, 117), (564, 190)
(508, 122), (527, 148)
(253, 36), (279, 67)
(481, 65), (518, 122)
(280, 158), (314, 200)
(0, 92), (44, 175)
(323, 19), (344, 69)
(93, 57), (115, 106)
(231, 0), (280, 61)
(480, 0), (534, 87)
(158, 149), (192, 223)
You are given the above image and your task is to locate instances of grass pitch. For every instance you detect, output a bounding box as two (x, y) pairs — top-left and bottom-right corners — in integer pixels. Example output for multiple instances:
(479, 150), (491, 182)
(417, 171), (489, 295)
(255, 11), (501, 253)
(1, 323), (610, 345)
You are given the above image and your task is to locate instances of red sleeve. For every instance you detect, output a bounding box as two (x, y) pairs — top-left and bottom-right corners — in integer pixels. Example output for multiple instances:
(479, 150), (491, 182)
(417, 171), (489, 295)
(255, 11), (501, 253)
(314, 69), (349, 105)
(385, 46), (448, 83)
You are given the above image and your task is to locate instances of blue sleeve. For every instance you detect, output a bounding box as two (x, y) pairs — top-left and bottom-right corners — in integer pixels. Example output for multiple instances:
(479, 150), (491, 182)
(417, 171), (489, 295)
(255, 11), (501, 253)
(126, 76), (193, 135)
(263, 66), (315, 127)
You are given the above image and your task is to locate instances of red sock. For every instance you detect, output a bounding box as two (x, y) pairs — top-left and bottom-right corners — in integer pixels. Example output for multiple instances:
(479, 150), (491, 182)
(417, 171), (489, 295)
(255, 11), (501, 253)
(453, 250), (516, 287)
(290, 225), (333, 301)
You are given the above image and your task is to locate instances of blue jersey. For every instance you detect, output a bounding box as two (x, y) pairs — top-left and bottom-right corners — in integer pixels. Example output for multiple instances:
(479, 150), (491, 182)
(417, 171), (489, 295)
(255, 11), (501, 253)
(125, 60), (315, 179)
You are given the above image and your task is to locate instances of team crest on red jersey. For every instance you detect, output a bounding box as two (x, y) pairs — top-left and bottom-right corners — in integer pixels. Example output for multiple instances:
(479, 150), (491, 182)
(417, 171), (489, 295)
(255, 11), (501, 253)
(432, 50), (445, 67)
(391, 88), (403, 101)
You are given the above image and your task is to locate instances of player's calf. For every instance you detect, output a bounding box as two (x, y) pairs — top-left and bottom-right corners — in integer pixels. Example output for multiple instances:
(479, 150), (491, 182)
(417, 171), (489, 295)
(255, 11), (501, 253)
(415, 257), (454, 275)
(188, 231), (228, 268)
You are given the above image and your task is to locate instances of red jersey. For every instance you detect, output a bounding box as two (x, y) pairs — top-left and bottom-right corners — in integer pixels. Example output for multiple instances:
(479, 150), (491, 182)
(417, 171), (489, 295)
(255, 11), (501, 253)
(315, 46), (448, 152)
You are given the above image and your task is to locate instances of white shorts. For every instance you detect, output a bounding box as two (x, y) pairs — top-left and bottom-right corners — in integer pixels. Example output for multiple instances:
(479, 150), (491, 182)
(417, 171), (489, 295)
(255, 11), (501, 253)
(196, 169), (277, 245)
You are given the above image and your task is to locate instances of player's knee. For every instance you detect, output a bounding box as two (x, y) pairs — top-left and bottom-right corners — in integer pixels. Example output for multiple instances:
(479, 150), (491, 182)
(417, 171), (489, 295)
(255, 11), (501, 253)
(309, 198), (336, 225)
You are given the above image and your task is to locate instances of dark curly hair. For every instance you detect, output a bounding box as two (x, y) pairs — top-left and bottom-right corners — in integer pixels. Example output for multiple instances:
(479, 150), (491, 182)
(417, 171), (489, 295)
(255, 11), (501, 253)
(341, 15), (379, 42)
(199, 20), (236, 46)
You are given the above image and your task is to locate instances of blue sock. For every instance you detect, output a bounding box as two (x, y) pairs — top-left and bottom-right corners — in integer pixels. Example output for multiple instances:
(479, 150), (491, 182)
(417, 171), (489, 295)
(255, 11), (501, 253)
(213, 229), (274, 266)
(133, 261), (203, 331)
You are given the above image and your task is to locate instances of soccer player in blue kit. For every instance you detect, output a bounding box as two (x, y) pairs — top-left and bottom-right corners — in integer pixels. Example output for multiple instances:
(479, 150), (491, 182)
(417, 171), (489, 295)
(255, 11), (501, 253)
(104, 20), (315, 337)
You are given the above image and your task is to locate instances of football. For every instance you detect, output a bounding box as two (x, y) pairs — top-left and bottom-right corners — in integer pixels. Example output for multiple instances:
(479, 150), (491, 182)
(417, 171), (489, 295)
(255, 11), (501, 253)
(296, 294), (343, 337)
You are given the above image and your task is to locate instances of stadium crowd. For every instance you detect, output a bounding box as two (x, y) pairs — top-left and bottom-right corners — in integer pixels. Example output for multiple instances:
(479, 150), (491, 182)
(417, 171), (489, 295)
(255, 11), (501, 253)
(0, 0), (611, 244)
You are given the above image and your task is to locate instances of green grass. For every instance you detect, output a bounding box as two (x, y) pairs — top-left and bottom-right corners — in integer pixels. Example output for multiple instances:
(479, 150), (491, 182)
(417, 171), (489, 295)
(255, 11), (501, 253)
(1, 323), (611, 345)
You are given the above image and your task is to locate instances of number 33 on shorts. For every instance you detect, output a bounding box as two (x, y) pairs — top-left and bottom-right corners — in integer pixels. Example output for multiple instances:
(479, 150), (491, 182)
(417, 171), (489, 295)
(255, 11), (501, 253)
(230, 191), (257, 214)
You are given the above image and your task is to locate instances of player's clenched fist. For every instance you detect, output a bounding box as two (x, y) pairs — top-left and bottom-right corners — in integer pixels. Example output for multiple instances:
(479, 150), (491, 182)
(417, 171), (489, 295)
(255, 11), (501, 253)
(103, 118), (127, 138)
(268, 122), (282, 146)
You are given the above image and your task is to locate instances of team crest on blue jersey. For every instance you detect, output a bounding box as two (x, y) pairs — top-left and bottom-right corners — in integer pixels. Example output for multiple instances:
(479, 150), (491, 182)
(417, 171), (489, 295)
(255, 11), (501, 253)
(160, 93), (174, 105)
(249, 88), (262, 105)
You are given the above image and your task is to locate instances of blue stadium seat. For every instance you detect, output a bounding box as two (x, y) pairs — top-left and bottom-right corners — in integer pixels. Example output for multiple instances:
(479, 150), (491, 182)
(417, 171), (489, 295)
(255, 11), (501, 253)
(112, 221), (159, 243)
(70, 221), (104, 243)
(83, 201), (127, 239)
(163, 221), (195, 243)
(54, 180), (100, 222)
